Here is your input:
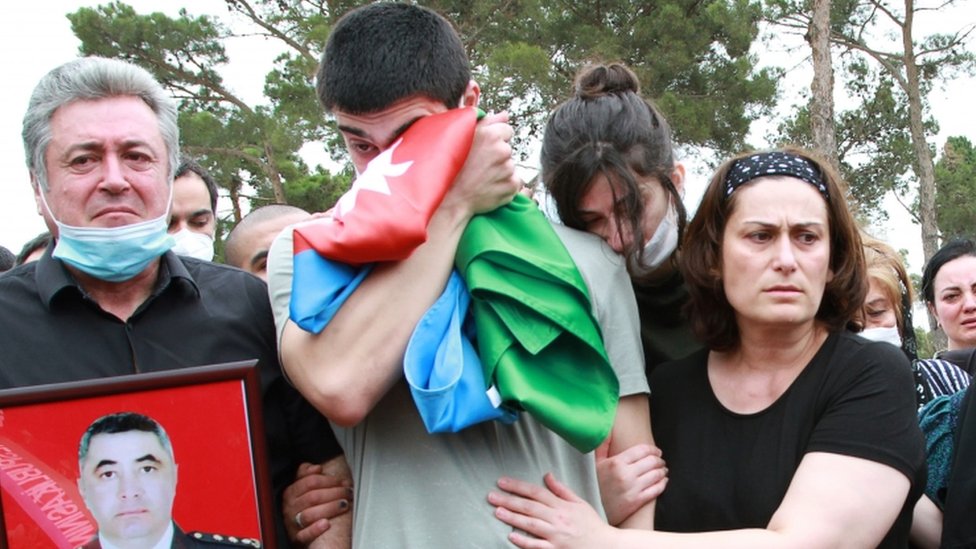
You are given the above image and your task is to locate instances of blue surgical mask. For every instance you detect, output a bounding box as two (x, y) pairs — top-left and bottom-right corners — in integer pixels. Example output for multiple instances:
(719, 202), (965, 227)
(39, 188), (174, 282)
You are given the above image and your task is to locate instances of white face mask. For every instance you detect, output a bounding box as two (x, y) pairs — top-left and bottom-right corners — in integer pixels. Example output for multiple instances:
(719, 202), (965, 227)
(636, 206), (679, 272)
(860, 326), (902, 348)
(170, 229), (215, 262)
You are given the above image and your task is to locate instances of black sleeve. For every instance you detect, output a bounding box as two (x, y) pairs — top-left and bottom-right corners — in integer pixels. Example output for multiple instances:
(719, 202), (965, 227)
(806, 339), (925, 480)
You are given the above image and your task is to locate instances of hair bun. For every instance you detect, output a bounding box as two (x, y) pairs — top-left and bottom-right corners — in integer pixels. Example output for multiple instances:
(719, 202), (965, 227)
(574, 63), (641, 99)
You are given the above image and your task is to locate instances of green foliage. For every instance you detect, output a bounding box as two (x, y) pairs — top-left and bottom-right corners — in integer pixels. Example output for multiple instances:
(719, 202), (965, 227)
(448, 0), (779, 157)
(767, 0), (975, 232)
(914, 327), (935, 359)
(283, 170), (353, 214)
(935, 136), (976, 241)
(68, 0), (777, 225)
(774, 63), (921, 221)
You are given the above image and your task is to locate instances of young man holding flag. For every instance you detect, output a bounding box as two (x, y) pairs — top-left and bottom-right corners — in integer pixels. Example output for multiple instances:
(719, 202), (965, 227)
(267, 3), (662, 546)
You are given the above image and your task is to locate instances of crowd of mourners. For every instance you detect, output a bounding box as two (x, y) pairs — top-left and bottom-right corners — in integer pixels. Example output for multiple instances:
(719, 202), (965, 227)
(1, 2), (974, 549)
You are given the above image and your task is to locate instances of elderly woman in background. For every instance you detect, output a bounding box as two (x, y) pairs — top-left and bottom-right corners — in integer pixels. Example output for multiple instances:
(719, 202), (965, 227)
(858, 235), (970, 407)
(488, 148), (925, 548)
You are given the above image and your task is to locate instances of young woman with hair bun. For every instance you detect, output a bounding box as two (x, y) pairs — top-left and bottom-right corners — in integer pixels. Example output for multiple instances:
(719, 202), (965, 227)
(541, 62), (701, 379)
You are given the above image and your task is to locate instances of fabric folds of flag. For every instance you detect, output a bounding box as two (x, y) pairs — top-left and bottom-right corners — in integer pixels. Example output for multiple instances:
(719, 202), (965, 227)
(455, 194), (620, 453)
(290, 108), (478, 333)
(289, 106), (619, 452)
(291, 231), (371, 334)
(293, 107), (478, 267)
(404, 271), (519, 432)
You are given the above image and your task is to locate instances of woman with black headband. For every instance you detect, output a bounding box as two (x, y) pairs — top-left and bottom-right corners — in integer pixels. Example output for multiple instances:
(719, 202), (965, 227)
(488, 148), (926, 548)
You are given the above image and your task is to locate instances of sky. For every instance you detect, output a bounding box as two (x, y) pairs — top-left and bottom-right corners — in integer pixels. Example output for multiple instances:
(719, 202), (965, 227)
(0, 1), (277, 256)
(1, 1), (973, 277)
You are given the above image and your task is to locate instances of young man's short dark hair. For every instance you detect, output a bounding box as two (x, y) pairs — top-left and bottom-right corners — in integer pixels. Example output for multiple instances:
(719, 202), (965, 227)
(316, 2), (471, 114)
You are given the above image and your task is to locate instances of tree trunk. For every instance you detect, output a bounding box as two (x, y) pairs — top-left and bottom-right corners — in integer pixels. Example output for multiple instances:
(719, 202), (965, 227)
(901, 0), (940, 262)
(899, 0), (944, 350)
(229, 175), (243, 224)
(807, 0), (843, 189)
(263, 140), (287, 204)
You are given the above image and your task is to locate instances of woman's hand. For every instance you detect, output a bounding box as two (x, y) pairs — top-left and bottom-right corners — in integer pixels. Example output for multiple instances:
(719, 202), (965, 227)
(596, 441), (668, 525)
(283, 461), (353, 546)
(488, 473), (616, 549)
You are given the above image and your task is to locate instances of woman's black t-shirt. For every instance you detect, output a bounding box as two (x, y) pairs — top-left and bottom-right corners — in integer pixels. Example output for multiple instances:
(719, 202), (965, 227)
(650, 331), (926, 547)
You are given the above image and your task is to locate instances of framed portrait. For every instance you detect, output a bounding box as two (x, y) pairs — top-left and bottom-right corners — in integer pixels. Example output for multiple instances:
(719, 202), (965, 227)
(0, 360), (273, 549)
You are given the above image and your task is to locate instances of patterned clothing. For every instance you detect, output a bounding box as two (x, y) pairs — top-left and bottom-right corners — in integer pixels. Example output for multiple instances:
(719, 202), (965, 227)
(914, 358), (972, 409)
(918, 389), (967, 507)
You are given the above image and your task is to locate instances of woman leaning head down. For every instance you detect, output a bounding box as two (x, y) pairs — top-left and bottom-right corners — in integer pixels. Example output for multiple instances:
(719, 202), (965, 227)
(542, 62), (686, 275)
(541, 62), (702, 374)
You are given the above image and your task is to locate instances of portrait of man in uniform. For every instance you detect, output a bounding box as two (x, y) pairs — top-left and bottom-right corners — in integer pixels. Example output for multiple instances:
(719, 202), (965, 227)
(76, 412), (257, 549)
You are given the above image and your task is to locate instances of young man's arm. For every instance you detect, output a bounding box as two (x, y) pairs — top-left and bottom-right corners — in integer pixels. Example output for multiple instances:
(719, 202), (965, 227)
(270, 113), (519, 426)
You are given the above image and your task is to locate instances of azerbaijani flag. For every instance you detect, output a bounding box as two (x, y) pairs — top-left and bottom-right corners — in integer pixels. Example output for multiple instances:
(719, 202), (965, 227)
(290, 107), (619, 453)
(290, 107), (477, 333)
(456, 194), (619, 452)
(293, 107), (477, 266)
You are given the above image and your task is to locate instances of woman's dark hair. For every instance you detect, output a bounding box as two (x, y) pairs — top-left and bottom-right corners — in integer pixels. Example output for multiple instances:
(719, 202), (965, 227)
(541, 62), (685, 274)
(921, 238), (976, 304)
(680, 146), (866, 351)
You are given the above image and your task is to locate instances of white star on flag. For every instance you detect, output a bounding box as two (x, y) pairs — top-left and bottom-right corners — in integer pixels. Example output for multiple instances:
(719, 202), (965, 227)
(335, 138), (413, 217)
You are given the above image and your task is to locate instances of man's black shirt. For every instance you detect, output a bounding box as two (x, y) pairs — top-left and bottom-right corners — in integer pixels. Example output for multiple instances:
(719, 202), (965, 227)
(0, 247), (341, 546)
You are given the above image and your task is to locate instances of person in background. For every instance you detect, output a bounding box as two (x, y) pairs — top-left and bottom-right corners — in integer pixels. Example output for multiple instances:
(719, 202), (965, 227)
(541, 62), (700, 379)
(857, 234), (970, 407)
(168, 158), (218, 262)
(909, 237), (976, 548)
(0, 56), (349, 548)
(222, 202), (351, 545)
(225, 204), (311, 281)
(489, 148), (925, 548)
(15, 230), (52, 266)
(922, 237), (976, 367)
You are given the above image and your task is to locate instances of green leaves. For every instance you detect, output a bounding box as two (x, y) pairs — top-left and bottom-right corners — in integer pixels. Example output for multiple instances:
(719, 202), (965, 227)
(66, 0), (779, 216)
(935, 136), (976, 241)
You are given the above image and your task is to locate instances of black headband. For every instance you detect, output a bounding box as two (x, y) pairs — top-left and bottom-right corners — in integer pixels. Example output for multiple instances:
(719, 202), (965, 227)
(724, 152), (828, 200)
